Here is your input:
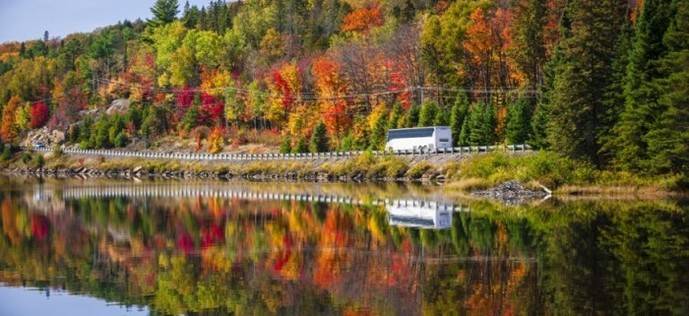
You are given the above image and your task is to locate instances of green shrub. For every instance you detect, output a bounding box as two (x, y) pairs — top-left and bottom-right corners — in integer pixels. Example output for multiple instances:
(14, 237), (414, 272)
(0, 146), (12, 161)
(52, 144), (64, 158)
(21, 152), (32, 164)
(33, 155), (45, 168)
(367, 157), (408, 179)
(406, 162), (433, 179)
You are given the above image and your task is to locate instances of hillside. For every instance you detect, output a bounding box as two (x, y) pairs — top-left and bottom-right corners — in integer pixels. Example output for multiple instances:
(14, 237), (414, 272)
(0, 0), (687, 180)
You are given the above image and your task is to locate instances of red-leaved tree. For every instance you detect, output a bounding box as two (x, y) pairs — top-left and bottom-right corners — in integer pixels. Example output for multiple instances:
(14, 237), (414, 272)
(30, 101), (50, 128)
(200, 92), (225, 126)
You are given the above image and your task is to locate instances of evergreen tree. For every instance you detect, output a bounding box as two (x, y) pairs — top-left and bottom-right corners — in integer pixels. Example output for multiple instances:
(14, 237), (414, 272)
(125, 105), (143, 132)
(141, 106), (168, 138)
(547, 0), (629, 163)
(531, 44), (563, 149)
(418, 101), (439, 126)
(108, 115), (125, 146)
(506, 97), (532, 144)
(309, 121), (329, 152)
(433, 106), (449, 126)
(467, 103), (496, 146)
(610, 0), (675, 170)
(481, 103), (497, 145)
(388, 103), (402, 130)
(644, 0), (689, 175)
(449, 92), (470, 146)
(280, 136), (292, 153)
(598, 20), (634, 164)
(339, 134), (354, 151)
(180, 105), (199, 132)
(293, 137), (308, 153)
(402, 105), (420, 128)
(92, 118), (112, 149)
(113, 132), (127, 147)
(370, 112), (388, 150)
(458, 117), (471, 146)
(149, 0), (180, 27)
(182, 1), (201, 28)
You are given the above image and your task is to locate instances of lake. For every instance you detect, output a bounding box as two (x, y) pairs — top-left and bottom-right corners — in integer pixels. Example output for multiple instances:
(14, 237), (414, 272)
(0, 177), (688, 315)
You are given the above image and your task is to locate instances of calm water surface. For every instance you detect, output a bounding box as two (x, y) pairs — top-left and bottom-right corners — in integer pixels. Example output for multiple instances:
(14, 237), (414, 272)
(0, 177), (688, 315)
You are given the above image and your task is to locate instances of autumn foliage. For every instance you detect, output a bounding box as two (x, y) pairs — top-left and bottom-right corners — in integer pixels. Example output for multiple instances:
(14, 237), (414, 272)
(199, 92), (225, 126)
(341, 5), (384, 33)
(1, 96), (21, 142)
(30, 101), (49, 128)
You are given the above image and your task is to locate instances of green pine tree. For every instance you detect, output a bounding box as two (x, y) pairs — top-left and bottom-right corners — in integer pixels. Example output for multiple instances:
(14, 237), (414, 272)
(309, 121), (329, 153)
(388, 103), (403, 130)
(505, 97), (532, 144)
(547, 0), (629, 163)
(433, 106), (449, 126)
(149, 0), (180, 27)
(370, 112), (388, 150)
(418, 101), (439, 126)
(279, 136), (292, 153)
(610, 0), (675, 170)
(598, 21), (634, 164)
(449, 92), (470, 146)
(403, 105), (420, 128)
(458, 117), (471, 146)
(530, 43), (563, 149)
(180, 105), (199, 133)
(644, 0), (689, 175)
(467, 103), (496, 146)
(293, 137), (308, 153)
(339, 133), (354, 151)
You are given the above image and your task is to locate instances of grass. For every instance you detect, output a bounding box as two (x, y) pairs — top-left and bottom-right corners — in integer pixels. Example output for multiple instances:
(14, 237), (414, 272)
(443, 151), (686, 194)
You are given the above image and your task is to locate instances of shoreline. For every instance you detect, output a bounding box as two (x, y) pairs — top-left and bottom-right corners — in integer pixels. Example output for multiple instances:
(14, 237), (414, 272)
(1, 150), (684, 198)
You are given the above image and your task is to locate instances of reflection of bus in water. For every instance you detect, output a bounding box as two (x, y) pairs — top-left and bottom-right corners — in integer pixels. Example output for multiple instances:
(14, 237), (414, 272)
(386, 200), (453, 229)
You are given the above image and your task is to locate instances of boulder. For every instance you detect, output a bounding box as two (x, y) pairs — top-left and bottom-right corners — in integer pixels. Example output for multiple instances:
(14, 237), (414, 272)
(106, 98), (131, 115)
(22, 127), (65, 147)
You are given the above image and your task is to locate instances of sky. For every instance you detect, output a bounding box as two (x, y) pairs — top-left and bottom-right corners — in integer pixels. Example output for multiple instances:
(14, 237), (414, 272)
(0, 285), (149, 316)
(0, 0), (210, 43)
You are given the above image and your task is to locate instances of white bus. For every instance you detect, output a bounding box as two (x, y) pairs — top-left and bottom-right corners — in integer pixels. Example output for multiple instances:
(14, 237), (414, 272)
(385, 126), (452, 152)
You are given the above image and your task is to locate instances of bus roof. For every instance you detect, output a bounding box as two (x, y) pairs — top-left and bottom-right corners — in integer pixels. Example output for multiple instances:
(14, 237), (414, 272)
(387, 126), (450, 131)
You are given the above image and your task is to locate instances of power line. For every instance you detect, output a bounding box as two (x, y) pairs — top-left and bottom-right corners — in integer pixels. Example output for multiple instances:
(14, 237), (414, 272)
(95, 77), (540, 101)
(13, 77), (537, 106)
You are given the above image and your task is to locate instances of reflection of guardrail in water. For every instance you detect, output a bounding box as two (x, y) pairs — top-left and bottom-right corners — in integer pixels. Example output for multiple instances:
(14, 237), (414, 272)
(29, 144), (531, 162)
(56, 184), (469, 214)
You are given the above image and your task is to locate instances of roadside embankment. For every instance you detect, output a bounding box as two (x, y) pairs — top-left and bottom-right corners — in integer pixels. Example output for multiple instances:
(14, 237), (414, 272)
(2, 149), (684, 197)
(2, 149), (474, 182)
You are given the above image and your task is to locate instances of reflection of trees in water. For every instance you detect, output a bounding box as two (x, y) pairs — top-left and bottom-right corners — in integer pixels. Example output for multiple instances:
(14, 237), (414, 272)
(538, 201), (689, 315)
(1, 191), (689, 314)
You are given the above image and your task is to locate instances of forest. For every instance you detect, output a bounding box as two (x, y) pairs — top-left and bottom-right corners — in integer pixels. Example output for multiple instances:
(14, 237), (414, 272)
(0, 0), (687, 177)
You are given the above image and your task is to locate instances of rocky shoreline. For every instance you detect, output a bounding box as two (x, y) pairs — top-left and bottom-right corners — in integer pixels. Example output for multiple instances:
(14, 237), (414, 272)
(471, 180), (551, 204)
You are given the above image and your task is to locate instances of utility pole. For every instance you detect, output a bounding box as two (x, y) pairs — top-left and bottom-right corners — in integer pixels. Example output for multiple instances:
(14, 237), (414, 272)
(418, 86), (424, 105)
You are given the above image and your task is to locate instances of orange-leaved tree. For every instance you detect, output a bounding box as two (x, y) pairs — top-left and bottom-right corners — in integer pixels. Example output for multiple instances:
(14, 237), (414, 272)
(267, 62), (301, 127)
(1, 96), (22, 142)
(312, 56), (351, 145)
(341, 4), (384, 33)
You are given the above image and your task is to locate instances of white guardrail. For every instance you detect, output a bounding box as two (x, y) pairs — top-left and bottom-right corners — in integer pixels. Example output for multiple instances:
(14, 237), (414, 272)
(27, 144), (531, 162)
